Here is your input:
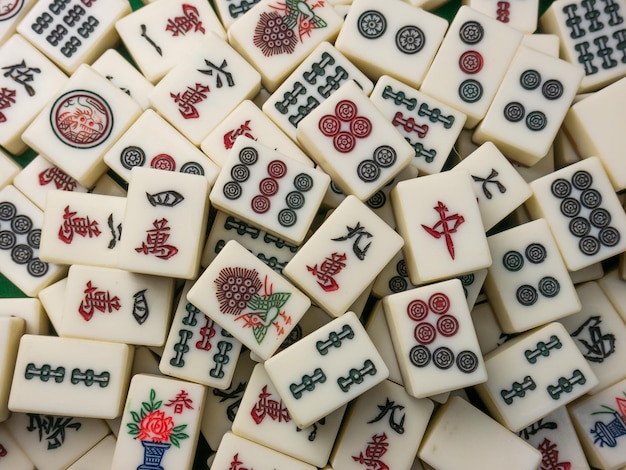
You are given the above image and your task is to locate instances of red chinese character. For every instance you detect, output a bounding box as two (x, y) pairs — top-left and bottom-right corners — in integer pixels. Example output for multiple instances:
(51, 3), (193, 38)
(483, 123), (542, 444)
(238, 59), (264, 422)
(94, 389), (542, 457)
(250, 385), (291, 424)
(537, 438), (571, 470)
(166, 4), (206, 36)
(223, 120), (254, 149)
(135, 218), (178, 260)
(58, 205), (101, 244)
(421, 201), (465, 260)
(170, 83), (209, 119)
(38, 167), (78, 191)
(229, 453), (249, 470)
(0, 87), (16, 122)
(165, 390), (194, 414)
(352, 433), (390, 470)
(307, 252), (347, 292)
(78, 280), (121, 321)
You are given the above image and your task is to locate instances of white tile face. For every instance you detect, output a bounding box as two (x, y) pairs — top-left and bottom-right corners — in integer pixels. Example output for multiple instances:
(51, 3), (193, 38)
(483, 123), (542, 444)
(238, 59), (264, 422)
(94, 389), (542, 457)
(540, 0), (626, 92)
(187, 240), (310, 360)
(117, 167), (210, 279)
(527, 157), (626, 272)
(160, 281), (242, 390)
(210, 137), (329, 245)
(331, 380), (434, 470)
(202, 100), (312, 168)
(473, 47), (583, 166)
(39, 191), (125, 268)
(66, 434), (116, 470)
(418, 396), (541, 470)
(232, 364), (345, 467)
(103, 109), (219, 185)
(284, 195), (404, 318)
(370, 75), (466, 176)
(265, 312), (389, 428)
(17, 0), (129, 72)
(114, 0), (225, 83)
(210, 432), (316, 470)
(0, 317), (23, 422)
(392, 170), (491, 285)
(383, 279), (487, 398)
(9, 334), (133, 419)
(484, 219), (580, 333)
(62, 265), (174, 346)
(111, 374), (205, 470)
(366, 302), (403, 385)
(90, 48), (154, 110)
(297, 81), (414, 201)
(21, 64), (142, 187)
(454, 142), (532, 231)
(5, 412), (109, 470)
(36, 277), (66, 334)
(12, 156), (89, 211)
(568, 377), (626, 469)
(0, 185), (65, 297)
(262, 41), (373, 141)
(0, 34), (68, 154)
(0, 423), (34, 470)
(227, 0), (344, 91)
(476, 322), (598, 432)
(420, 6), (524, 128)
(335, 0), (447, 87)
(599, 269), (626, 324)
(0, 149), (20, 190)
(0, 297), (48, 335)
(465, 0), (539, 33)
(213, 0), (261, 29)
(0, 0), (36, 45)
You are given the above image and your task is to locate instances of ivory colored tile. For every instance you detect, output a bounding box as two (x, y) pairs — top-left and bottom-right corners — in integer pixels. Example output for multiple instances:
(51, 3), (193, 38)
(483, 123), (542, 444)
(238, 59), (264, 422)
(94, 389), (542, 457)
(213, 0), (261, 30)
(521, 33), (560, 57)
(366, 301), (406, 386)
(66, 434), (115, 470)
(0, 0), (36, 45)
(599, 270), (626, 324)
(0, 149), (20, 190)
(36, 276), (66, 334)
(464, 0), (539, 33)
(0, 317), (24, 422)
(0, 422), (34, 470)
(570, 261), (604, 285)
(0, 297), (48, 335)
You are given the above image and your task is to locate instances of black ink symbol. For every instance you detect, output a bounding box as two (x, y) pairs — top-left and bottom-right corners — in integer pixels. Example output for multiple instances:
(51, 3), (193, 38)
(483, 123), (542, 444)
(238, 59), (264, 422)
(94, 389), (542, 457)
(140, 24), (162, 56)
(472, 169), (506, 199)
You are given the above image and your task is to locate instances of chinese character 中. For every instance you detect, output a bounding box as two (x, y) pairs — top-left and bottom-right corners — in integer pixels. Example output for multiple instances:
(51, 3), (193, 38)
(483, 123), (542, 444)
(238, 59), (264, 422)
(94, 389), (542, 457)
(421, 200), (465, 260)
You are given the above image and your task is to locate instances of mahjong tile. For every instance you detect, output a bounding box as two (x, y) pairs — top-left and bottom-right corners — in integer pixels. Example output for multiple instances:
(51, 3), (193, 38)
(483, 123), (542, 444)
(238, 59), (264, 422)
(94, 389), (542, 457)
(232, 363), (345, 467)
(0, 297), (48, 335)
(210, 137), (329, 245)
(526, 157), (626, 271)
(335, 0), (447, 88)
(564, 76), (626, 191)
(226, 0), (343, 92)
(521, 33), (560, 57)
(149, 31), (261, 145)
(9, 334), (133, 419)
(90, 172), (126, 198)
(391, 169), (491, 285)
(454, 141), (532, 231)
(188, 240), (310, 361)
(103, 109), (219, 185)
(262, 40), (373, 141)
(0, 422), (34, 469)
(475, 321), (598, 432)
(201, 99), (312, 168)
(0, 185), (65, 297)
(21, 64), (142, 187)
(0, 34), (68, 154)
(117, 167), (210, 279)
(66, 434), (115, 470)
(330, 380), (434, 470)
(297, 80), (413, 201)
(40, 191), (125, 268)
(464, 0), (539, 33)
(0, 317), (23, 422)
(570, 261), (604, 285)
(370, 75), (466, 176)
(36, 276), (66, 334)
(114, 0), (225, 83)
(473, 46), (583, 166)
(283, 195), (403, 317)
(0, 0), (36, 45)
(17, 0), (130, 74)
(111, 374), (205, 470)
(264, 311), (389, 428)
(553, 126), (582, 171)
(420, 6), (524, 128)
(540, 0), (626, 92)
(0, 149), (19, 190)
(471, 301), (508, 355)
(90, 48), (154, 110)
(213, 0), (262, 30)
(160, 280), (242, 390)
(365, 301), (403, 385)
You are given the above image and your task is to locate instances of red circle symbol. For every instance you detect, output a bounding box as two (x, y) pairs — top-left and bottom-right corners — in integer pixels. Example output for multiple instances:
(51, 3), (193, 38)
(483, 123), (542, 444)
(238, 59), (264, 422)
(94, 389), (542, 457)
(429, 293), (450, 314)
(334, 132), (356, 153)
(251, 195), (271, 214)
(151, 154), (176, 171)
(335, 100), (357, 121)
(267, 160), (287, 179)
(259, 178), (279, 196)
(436, 315), (459, 337)
(414, 322), (436, 345)
(350, 116), (372, 139)
(407, 299), (428, 321)
(319, 115), (341, 137)
(459, 50), (484, 74)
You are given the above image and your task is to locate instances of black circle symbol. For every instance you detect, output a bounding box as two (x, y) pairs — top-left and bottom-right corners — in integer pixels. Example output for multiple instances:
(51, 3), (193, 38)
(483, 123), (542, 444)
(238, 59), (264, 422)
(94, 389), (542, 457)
(580, 189), (602, 209)
(459, 273), (475, 286)
(560, 198), (581, 217)
(373, 145), (396, 167)
(433, 347), (454, 369)
(293, 173), (313, 192)
(389, 276), (408, 293)
(502, 250), (524, 271)
(542, 79), (564, 100)
(525, 243), (547, 263)
(358, 10), (386, 39)
(589, 208), (611, 228)
(503, 102), (525, 122)
(223, 182), (242, 200)
(357, 160), (380, 182)
(551, 179), (572, 198)
(572, 170), (592, 190)
(27, 229), (41, 249)
(538, 276), (560, 297)
(27, 258), (48, 277)
(580, 235), (601, 255)
(239, 147), (258, 165)
(599, 227), (620, 247)
(278, 209), (297, 227)
(517, 285), (538, 306)
(396, 26), (425, 54)
(526, 111), (547, 131)
(457, 350), (479, 373)
(286, 191), (305, 209)
(120, 146), (146, 169)
(409, 345), (431, 368)
(459, 21), (484, 44)
(11, 244), (32, 264)
(367, 191), (386, 209)
(0, 231), (16, 249)
(520, 70), (541, 90)
(0, 202), (16, 220)
(397, 260), (408, 277)
(459, 79), (483, 103)
(231, 164), (250, 182)
(180, 162), (204, 175)
(569, 217), (591, 237)
(11, 215), (32, 234)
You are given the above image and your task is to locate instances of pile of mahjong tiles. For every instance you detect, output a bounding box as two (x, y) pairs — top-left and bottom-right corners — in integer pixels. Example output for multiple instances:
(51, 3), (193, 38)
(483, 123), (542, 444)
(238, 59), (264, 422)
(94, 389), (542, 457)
(3, 0), (626, 469)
